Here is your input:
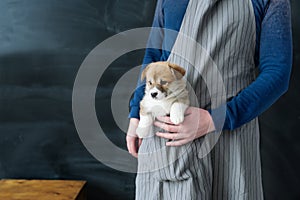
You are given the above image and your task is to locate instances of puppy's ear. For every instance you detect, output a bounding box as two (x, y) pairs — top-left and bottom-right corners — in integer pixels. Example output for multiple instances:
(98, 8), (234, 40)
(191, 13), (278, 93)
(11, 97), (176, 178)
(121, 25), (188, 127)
(141, 64), (151, 81)
(168, 62), (186, 79)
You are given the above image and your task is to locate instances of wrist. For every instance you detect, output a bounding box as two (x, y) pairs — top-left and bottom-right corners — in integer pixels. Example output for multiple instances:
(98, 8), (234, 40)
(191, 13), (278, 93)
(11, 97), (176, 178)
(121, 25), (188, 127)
(127, 118), (140, 138)
(205, 110), (216, 133)
(208, 104), (228, 131)
(130, 118), (140, 125)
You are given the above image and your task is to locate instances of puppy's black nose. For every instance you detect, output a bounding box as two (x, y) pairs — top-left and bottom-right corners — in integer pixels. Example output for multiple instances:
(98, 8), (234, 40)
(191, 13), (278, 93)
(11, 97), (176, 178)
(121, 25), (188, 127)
(151, 92), (158, 98)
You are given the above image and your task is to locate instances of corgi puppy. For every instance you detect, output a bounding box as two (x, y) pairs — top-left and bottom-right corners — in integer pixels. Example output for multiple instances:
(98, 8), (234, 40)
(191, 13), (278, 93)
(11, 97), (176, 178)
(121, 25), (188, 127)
(136, 61), (189, 138)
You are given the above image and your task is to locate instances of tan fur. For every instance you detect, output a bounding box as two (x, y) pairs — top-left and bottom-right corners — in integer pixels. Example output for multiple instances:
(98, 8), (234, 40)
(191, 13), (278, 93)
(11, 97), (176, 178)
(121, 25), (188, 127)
(168, 62), (186, 77)
(139, 103), (147, 116)
(141, 61), (186, 82)
(140, 64), (150, 81)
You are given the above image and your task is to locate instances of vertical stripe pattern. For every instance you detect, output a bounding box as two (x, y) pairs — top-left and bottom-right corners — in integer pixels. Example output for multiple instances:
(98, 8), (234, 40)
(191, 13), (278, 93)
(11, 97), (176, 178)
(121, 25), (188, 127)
(136, 0), (264, 199)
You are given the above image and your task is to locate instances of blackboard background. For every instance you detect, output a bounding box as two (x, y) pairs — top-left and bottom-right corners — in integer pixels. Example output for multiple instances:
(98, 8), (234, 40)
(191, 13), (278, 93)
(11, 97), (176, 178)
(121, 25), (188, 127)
(0, 0), (299, 199)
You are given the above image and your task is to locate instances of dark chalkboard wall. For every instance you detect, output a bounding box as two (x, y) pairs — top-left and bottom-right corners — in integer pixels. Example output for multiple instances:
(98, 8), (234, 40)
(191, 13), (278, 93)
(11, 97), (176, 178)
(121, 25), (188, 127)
(0, 0), (299, 199)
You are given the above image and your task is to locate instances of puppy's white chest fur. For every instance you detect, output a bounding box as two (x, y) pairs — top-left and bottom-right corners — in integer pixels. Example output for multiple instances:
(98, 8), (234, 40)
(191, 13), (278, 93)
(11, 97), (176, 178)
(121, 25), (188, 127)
(141, 95), (172, 117)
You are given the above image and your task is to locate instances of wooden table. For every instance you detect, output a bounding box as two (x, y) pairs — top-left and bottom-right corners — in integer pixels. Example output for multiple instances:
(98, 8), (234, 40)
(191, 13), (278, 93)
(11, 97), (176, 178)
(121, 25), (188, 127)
(0, 179), (87, 200)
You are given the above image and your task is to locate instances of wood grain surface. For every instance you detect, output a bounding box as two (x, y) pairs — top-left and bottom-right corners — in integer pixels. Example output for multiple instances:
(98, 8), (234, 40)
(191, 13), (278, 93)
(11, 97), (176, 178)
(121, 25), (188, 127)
(0, 180), (86, 200)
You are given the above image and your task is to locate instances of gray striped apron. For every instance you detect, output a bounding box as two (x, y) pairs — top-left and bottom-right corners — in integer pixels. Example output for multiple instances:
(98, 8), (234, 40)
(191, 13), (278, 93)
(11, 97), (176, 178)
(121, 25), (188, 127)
(136, 0), (264, 199)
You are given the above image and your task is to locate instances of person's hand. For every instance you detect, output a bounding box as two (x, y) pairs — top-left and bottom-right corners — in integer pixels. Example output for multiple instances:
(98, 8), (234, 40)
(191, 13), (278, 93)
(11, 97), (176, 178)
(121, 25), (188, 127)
(154, 107), (215, 146)
(126, 118), (142, 158)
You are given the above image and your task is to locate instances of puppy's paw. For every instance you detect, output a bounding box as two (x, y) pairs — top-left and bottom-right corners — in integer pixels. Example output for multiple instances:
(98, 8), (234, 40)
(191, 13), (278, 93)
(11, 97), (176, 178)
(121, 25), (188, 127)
(170, 102), (188, 125)
(137, 114), (153, 138)
(170, 112), (184, 125)
(136, 126), (152, 138)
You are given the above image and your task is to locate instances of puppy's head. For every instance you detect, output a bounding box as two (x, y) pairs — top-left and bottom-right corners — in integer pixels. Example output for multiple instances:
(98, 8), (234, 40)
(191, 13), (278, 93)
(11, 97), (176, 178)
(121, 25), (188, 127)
(141, 61), (186, 100)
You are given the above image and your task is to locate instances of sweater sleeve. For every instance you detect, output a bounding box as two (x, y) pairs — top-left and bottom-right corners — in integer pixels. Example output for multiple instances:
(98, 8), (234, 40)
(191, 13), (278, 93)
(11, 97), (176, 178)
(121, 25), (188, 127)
(128, 0), (165, 119)
(211, 0), (293, 131)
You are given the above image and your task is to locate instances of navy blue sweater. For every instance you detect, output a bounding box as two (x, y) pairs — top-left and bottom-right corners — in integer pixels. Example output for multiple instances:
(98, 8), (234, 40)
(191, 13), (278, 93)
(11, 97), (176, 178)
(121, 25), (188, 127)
(129, 0), (292, 131)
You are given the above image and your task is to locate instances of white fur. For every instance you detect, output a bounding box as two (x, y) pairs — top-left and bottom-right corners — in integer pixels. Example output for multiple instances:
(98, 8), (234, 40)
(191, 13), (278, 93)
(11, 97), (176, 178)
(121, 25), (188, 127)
(142, 94), (172, 117)
(137, 82), (189, 138)
(170, 102), (189, 125)
(137, 95), (172, 138)
(136, 114), (153, 138)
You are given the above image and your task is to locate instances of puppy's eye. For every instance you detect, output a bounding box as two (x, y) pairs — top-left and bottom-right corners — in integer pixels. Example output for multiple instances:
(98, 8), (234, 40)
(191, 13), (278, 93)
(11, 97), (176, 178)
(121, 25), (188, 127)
(148, 81), (152, 85)
(160, 80), (168, 85)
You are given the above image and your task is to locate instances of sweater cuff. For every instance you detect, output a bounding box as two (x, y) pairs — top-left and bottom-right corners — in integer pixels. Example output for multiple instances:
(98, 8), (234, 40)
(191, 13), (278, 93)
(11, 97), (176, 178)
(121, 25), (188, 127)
(128, 106), (140, 119)
(208, 104), (231, 131)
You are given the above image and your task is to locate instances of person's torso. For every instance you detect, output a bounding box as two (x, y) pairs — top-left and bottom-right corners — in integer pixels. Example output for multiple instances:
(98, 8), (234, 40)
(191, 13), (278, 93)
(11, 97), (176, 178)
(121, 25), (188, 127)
(160, 0), (269, 66)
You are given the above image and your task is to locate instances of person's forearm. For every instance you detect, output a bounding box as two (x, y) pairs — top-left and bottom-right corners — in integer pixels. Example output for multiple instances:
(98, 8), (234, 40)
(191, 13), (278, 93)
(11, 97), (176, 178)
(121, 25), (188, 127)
(211, 0), (293, 131)
(129, 0), (165, 118)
